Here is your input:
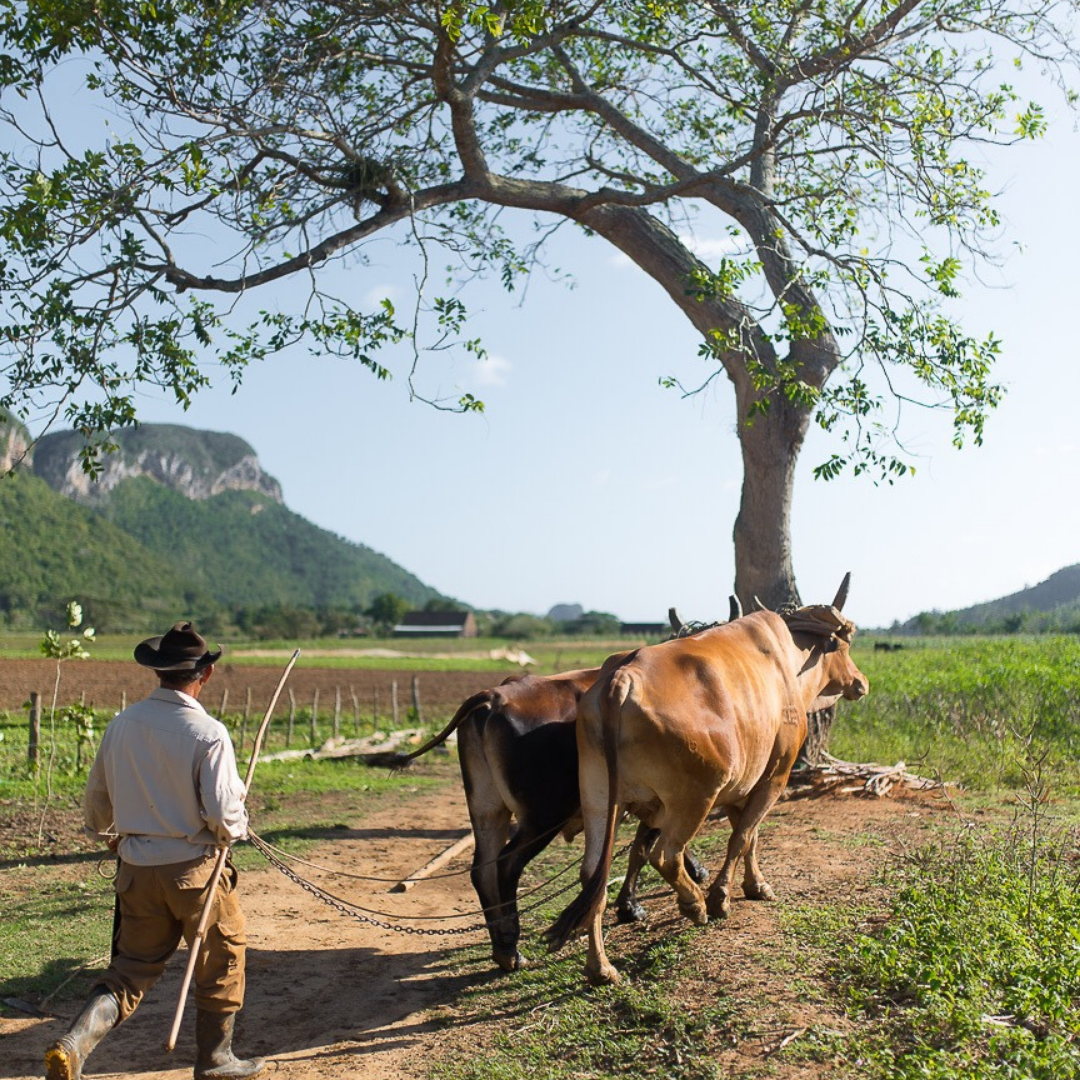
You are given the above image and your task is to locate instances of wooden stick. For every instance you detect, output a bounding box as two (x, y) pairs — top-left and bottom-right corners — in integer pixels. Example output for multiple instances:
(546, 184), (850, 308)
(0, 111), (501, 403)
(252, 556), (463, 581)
(27, 691), (40, 770)
(165, 650), (300, 1053)
(390, 832), (474, 893)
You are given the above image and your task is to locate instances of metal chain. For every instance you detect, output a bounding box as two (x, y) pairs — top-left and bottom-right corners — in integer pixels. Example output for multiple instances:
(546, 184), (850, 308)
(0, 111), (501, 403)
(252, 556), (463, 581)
(247, 829), (638, 939)
(247, 811), (577, 885)
(248, 832), (487, 936)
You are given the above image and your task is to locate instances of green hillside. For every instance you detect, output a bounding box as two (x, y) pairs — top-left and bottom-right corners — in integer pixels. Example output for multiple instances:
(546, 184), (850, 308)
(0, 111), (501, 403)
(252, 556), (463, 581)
(0, 471), (186, 629)
(0, 472), (446, 633)
(100, 478), (440, 612)
(901, 564), (1080, 634)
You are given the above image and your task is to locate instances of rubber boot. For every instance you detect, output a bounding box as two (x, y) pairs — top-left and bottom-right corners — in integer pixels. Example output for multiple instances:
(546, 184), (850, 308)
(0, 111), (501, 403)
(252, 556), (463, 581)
(44, 985), (120, 1080)
(194, 1010), (265, 1080)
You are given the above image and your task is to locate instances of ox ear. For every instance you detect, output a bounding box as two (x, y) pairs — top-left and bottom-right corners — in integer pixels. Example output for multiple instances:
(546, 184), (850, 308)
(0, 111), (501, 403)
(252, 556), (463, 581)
(728, 595), (743, 622)
(832, 572), (852, 613)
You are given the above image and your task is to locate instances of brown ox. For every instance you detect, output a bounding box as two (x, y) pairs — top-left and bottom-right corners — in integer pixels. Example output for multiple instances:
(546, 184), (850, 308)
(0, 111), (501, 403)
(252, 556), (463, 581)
(545, 575), (869, 985)
(395, 650), (723, 972)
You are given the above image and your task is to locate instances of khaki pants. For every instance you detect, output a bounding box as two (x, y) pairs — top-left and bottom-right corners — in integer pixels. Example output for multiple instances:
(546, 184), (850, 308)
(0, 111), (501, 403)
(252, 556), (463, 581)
(100, 853), (247, 1021)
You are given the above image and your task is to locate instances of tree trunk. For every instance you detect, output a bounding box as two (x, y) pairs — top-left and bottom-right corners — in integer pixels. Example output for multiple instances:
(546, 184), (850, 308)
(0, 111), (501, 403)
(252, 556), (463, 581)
(796, 704), (836, 770)
(571, 204), (838, 763)
(732, 397), (809, 611)
(730, 396), (838, 766)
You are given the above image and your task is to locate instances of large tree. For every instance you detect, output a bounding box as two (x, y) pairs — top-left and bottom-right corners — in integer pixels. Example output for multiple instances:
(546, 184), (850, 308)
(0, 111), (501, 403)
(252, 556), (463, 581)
(0, 0), (1075, 607)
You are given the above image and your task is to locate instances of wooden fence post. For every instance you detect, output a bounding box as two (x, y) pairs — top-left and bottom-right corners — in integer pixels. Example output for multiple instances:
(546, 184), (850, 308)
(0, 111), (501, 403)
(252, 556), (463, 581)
(350, 686), (360, 735)
(240, 687), (251, 749)
(372, 688), (379, 732)
(27, 691), (40, 770)
(391, 680), (399, 728)
(120, 691), (127, 714)
(219, 689), (229, 722)
(310, 689), (319, 745)
(286, 688), (296, 748)
(411, 675), (422, 724)
(333, 686), (341, 739)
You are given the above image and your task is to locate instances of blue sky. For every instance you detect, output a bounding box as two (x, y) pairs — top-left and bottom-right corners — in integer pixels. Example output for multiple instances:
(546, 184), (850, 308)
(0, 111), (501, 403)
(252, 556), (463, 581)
(26, 67), (1080, 630)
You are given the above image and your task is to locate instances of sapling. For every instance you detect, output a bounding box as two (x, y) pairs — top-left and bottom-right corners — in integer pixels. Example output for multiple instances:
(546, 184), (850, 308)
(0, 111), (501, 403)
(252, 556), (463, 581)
(35, 601), (95, 842)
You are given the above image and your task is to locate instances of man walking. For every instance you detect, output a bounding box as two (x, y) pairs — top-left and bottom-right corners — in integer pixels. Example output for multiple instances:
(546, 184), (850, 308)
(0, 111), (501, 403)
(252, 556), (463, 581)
(45, 622), (264, 1080)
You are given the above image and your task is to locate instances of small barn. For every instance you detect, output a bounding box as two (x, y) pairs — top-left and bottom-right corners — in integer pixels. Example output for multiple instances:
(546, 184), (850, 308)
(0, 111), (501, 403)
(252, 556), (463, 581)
(392, 611), (478, 638)
(620, 622), (669, 638)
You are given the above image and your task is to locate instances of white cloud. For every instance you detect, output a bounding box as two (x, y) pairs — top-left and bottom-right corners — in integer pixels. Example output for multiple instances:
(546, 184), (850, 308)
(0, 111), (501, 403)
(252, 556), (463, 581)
(676, 232), (746, 260)
(362, 284), (402, 310)
(609, 232), (747, 268)
(473, 353), (513, 386)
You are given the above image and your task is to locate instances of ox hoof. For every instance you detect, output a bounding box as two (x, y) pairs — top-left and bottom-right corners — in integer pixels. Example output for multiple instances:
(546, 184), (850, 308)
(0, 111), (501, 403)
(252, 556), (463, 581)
(493, 950), (527, 972)
(678, 899), (709, 926)
(706, 892), (731, 920)
(686, 854), (709, 886)
(586, 964), (620, 987)
(746, 882), (776, 902)
(615, 900), (647, 925)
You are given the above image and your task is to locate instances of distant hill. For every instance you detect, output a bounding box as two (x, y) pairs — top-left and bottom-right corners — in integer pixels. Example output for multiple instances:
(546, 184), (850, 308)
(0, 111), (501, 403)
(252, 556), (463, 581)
(0, 423), (449, 631)
(547, 603), (584, 623)
(900, 565), (1080, 634)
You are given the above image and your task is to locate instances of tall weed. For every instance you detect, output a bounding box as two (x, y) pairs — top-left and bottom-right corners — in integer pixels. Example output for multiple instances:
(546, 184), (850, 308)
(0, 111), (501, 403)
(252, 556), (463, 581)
(835, 637), (1080, 794)
(836, 731), (1080, 1079)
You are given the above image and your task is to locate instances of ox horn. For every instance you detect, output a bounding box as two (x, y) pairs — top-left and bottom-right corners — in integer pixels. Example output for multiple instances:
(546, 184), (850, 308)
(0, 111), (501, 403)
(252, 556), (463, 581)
(832, 571), (852, 612)
(668, 607), (682, 633)
(728, 594), (743, 621)
(753, 595), (772, 612)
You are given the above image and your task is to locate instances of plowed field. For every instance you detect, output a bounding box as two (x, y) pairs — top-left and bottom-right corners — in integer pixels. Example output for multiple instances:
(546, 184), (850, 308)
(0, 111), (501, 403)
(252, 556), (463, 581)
(0, 659), (513, 718)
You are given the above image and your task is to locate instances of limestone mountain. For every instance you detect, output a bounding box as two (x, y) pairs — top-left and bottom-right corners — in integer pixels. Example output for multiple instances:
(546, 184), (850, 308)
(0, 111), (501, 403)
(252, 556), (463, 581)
(32, 425), (283, 504)
(0, 412), (31, 474)
(1, 424), (449, 631)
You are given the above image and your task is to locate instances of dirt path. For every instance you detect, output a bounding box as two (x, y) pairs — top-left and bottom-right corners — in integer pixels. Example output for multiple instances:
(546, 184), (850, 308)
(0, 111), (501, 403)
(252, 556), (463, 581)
(2, 775), (947, 1080)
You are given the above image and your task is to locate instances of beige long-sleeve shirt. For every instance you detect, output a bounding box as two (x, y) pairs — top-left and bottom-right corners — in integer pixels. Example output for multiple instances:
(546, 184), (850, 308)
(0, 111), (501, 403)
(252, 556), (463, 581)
(84, 687), (248, 866)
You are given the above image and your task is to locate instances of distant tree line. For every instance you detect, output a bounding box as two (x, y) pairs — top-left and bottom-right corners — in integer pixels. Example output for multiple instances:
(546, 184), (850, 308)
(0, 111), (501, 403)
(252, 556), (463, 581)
(231, 598), (624, 641)
(2, 585), (626, 641)
(895, 606), (1080, 636)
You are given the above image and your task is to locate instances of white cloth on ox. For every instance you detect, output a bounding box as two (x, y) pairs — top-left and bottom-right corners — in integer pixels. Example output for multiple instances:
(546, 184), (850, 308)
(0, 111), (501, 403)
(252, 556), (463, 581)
(783, 604), (855, 642)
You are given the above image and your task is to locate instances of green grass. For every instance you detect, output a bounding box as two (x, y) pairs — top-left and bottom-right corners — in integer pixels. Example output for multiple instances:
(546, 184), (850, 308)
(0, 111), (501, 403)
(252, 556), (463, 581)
(429, 899), (731, 1080)
(785, 815), (1080, 1080)
(0, 874), (117, 1004)
(0, 700), (445, 802)
(835, 635), (1080, 795)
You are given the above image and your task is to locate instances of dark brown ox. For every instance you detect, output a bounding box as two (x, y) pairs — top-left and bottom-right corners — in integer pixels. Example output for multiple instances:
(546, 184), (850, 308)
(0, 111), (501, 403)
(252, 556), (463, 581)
(394, 666), (709, 972)
(545, 576), (869, 985)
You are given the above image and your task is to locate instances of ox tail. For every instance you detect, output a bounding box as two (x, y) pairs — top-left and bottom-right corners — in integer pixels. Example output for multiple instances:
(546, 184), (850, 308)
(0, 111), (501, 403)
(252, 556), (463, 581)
(544, 670), (631, 952)
(389, 690), (492, 771)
